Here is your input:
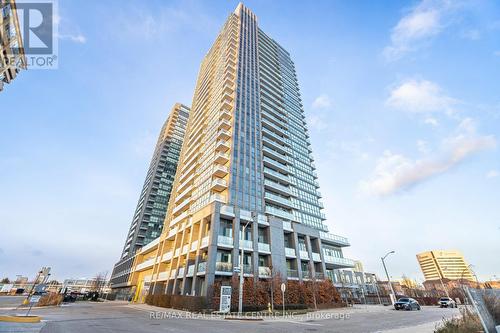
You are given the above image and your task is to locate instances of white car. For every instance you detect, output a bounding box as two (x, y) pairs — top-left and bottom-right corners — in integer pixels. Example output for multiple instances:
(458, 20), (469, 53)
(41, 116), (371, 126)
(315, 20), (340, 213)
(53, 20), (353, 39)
(439, 297), (457, 308)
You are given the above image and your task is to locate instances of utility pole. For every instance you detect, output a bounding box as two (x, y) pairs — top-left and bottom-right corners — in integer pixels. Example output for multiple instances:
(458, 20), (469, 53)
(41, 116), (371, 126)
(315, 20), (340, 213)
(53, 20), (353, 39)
(381, 251), (396, 304)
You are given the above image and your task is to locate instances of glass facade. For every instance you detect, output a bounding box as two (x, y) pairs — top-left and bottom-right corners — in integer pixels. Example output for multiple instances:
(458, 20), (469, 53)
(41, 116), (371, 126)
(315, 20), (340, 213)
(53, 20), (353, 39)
(120, 104), (190, 257)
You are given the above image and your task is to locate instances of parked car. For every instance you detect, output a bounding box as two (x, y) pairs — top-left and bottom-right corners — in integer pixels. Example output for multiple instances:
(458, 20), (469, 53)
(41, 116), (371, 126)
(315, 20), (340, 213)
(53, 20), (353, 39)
(439, 297), (457, 308)
(394, 297), (421, 311)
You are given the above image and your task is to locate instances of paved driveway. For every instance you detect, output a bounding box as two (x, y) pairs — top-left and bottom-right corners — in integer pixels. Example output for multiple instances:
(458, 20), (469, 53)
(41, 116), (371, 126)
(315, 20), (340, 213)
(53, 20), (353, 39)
(0, 301), (459, 333)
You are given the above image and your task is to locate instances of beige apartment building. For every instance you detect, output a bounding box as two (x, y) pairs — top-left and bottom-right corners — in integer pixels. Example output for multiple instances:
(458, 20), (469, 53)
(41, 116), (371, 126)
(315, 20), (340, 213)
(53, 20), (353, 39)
(1, 0), (26, 91)
(417, 250), (474, 281)
(125, 3), (353, 303)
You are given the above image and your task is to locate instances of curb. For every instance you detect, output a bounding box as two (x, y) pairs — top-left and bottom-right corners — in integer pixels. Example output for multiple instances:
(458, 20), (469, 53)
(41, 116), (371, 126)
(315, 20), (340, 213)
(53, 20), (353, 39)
(0, 315), (42, 323)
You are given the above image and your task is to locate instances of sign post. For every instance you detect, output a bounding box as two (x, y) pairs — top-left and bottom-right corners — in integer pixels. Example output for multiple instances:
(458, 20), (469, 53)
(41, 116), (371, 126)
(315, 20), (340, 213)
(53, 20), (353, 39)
(219, 286), (232, 314)
(26, 295), (41, 316)
(280, 283), (286, 314)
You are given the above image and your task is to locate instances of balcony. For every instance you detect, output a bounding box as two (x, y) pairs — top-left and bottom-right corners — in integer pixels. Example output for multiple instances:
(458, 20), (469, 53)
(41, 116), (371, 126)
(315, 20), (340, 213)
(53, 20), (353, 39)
(220, 205), (235, 217)
(171, 211), (189, 226)
(169, 269), (177, 280)
(220, 109), (232, 121)
(200, 236), (209, 248)
(214, 152), (230, 164)
(211, 193), (227, 204)
(136, 258), (155, 271)
(323, 255), (355, 268)
(240, 239), (253, 250)
(197, 262), (206, 275)
(258, 242), (271, 253)
(243, 264), (253, 275)
(263, 167), (290, 183)
(263, 156), (288, 173)
(315, 272), (325, 280)
(263, 146), (287, 165)
(240, 209), (253, 221)
(285, 247), (296, 257)
(174, 248), (181, 257)
(215, 140), (230, 152)
(283, 221), (293, 231)
(186, 264), (195, 277)
(190, 240), (198, 252)
(141, 237), (159, 253)
(182, 244), (189, 255)
(211, 178), (227, 192)
(217, 129), (231, 141)
(157, 271), (169, 281)
(299, 250), (310, 260)
(265, 192), (294, 209)
(319, 231), (350, 247)
(266, 206), (295, 221)
(264, 179), (291, 196)
(177, 266), (185, 278)
(302, 270), (311, 279)
(172, 198), (190, 216)
(217, 235), (233, 248)
(287, 269), (299, 279)
(256, 214), (269, 226)
(175, 184), (193, 204)
(218, 119), (231, 131)
(312, 252), (321, 262)
(258, 266), (272, 278)
(215, 262), (233, 274)
(167, 226), (179, 239)
(162, 251), (173, 262)
(213, 164), (229, 177)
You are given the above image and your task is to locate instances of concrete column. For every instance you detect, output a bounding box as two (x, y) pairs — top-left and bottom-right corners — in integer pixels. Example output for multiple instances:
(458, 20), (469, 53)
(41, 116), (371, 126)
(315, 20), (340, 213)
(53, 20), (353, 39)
(205, 203), (220, 301)
(305, 235), (316, 279)
(293, 231), (302, 281)
(268, 216), (286, 279)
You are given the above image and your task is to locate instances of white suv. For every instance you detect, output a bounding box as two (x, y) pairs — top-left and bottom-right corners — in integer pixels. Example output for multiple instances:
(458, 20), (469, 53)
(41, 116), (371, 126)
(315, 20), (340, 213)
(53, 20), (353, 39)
(439, 297), (457, 308)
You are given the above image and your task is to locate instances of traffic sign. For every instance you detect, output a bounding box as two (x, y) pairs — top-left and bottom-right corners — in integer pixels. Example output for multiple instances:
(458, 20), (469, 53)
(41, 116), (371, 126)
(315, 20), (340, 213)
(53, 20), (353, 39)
(280, 283), (286, 292)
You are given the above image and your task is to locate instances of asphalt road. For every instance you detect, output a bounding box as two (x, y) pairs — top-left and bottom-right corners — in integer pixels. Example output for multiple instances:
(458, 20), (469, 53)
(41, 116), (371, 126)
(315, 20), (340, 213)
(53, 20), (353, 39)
(0, 301), (460, 333)
(0, 296), (26, 308)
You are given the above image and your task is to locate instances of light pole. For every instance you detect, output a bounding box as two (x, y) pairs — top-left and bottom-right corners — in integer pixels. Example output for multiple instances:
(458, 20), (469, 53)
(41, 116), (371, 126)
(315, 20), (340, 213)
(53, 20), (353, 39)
(238, 220), (251, 314)
(381, 251), (396, 304)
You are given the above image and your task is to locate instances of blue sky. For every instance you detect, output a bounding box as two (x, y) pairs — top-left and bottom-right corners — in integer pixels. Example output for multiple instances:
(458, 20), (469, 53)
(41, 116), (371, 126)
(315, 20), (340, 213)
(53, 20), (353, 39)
(1, 0), (499, 283)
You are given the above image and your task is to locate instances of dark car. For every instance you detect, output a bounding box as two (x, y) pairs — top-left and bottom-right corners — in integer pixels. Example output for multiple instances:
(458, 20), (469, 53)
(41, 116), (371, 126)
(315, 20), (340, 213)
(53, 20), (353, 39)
(394, 297), (421, 311)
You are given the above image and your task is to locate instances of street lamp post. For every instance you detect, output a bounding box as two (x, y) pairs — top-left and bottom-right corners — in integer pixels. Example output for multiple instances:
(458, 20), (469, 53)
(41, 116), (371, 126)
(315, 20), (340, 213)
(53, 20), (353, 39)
(381, 251), (396, 304)
(238, 220), (251, 314)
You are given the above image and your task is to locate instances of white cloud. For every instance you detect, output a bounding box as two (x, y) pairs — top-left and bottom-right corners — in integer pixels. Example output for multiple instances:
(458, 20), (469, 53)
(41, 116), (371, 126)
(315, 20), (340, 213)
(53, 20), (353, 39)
(383, 1), (444, 60)
(312, 94), (332, 109)
(424, 117), (439, 126)
(387, 79), (457, 113)
(58, 33), (87, 44)
(417, 140), (429, 153)
(486, 170), (499, 179)
(307, 114), (328, 131)
(360, 119), (496, 196)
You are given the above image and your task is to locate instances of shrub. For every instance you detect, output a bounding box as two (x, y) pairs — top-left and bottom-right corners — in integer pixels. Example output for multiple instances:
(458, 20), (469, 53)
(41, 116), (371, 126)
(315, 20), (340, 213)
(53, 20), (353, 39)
(484, 293), (500, 324)
(38, 293), (64, 306)
(434, 308), (482, 333)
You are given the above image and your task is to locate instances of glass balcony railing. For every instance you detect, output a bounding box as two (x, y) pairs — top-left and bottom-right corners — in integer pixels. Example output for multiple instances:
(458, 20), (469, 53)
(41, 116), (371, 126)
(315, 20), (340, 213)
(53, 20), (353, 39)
(217, 235), (233, 247)
(285, 247), (296, 257)
(197, 262), (206, 274)
(258, 242), (271, 253)
(264, 179), (291, 195)
(287, 269), (299, 278)
(265, 205), (294, 221)
(265, 192), (294, 208)
(263, 167), (290, 183)
(319, 231), (350, 246)
(258, 266), (272, 277)
(215, 262), (233, 272)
